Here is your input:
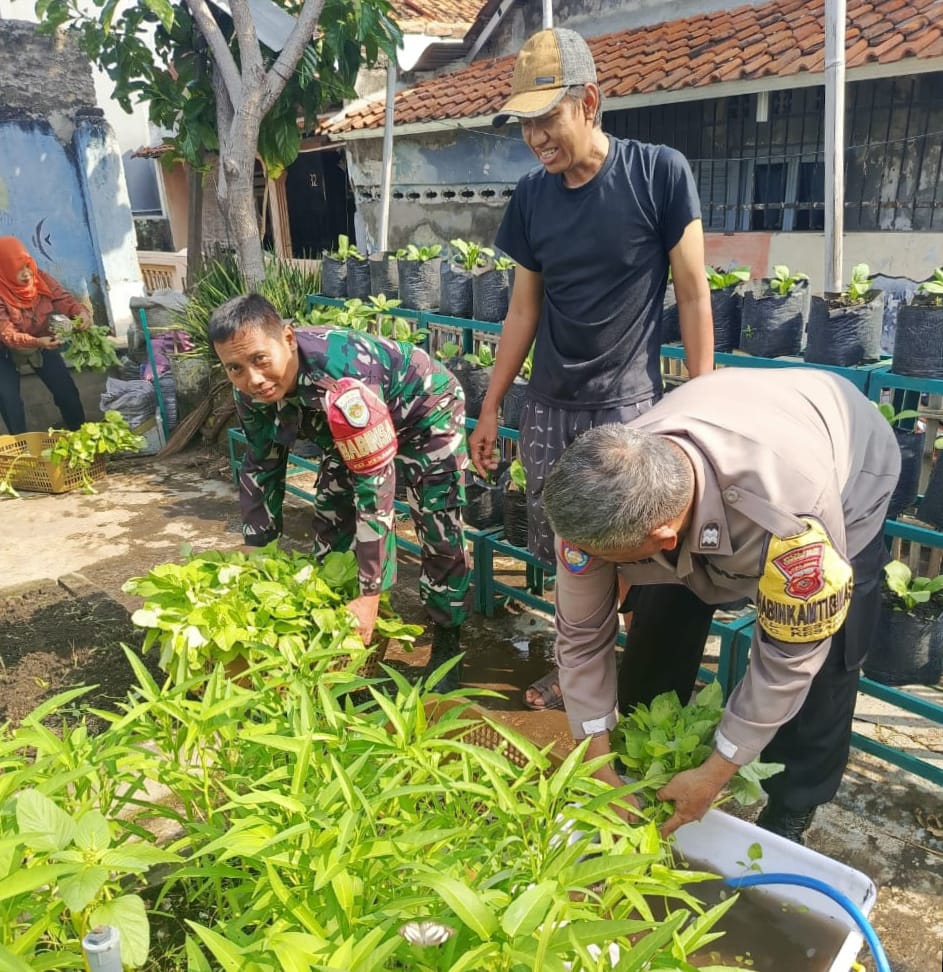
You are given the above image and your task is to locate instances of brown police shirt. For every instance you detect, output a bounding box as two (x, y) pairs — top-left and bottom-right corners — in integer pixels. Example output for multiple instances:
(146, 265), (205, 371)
(553, 367), (901, 764)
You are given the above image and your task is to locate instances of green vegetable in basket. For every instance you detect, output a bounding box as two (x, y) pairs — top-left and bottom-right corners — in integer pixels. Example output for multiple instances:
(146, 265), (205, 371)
(50, 316), (121, 372)
(611, 681), (784, 825)
(45, 411), (146, 493)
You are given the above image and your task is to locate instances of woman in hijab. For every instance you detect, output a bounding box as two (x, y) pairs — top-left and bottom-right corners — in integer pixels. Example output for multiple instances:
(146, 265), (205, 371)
(0, 236), (90, 434)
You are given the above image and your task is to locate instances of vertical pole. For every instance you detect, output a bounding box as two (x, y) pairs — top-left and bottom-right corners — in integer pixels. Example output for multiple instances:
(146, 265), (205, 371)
(542, 0), (553, 29)
(377, 59), (397, 252)
(138, 308), (171, 442)
(824, 0), (846, 292)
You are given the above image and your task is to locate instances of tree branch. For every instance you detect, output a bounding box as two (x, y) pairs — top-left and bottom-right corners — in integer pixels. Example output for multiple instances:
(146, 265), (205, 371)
(260, 0), (326, 115)
(184, 0), (243, 106)
(226, 0), (265, 82)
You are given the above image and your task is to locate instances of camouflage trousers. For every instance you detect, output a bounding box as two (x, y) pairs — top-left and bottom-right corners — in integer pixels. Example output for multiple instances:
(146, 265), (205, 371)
(310, 417), (471, 629)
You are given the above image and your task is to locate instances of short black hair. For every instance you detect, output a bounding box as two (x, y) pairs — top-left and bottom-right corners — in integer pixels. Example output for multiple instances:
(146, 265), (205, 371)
(207, 294), (284, 345)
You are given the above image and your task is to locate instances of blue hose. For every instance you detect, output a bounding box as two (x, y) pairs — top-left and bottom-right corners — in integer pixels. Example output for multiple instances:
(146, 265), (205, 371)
(723, 872), (891, 972)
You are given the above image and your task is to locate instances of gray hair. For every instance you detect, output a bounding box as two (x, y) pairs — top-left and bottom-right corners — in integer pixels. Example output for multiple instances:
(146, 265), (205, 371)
(564, 84), (603, 127)
(208, 293), (285, 346)
(543, 425), (693, 550)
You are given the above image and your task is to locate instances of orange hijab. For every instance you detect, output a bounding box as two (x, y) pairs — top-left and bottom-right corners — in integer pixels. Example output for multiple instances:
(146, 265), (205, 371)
(0, 236), (53, 310)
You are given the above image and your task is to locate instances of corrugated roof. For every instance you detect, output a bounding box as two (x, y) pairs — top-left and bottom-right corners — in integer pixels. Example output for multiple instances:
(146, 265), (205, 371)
(326, 0), (943, 134)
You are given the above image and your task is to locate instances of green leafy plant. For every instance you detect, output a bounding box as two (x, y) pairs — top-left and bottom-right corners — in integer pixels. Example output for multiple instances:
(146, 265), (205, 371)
(705, 266), (750, 290)
(0, 411), (145, 498)
(494, 256), (516, 272)
(611, 682), (784, 825)
(396, 243), (442, 262)
(123, 545), (421, 684)
(883, 559), (943, 613)
(463, 343), (495, 367)
(767, 265), (808, 297)
(50, 317), (122, 372)
(506, 458), (527, 493)
(327, 233), (364, 261)
(915, 267), (943, 305)
(449, 238), (493, 271)
(844, 263), (872, 303)
(875, 402), (922, 427)
(435, 341), (463, 362)
(172, 250), (322, 361)
(1, 671), (740, 971)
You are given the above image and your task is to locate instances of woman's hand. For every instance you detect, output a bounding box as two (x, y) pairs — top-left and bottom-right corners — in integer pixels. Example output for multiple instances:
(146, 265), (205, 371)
(36, 335), (61, 350)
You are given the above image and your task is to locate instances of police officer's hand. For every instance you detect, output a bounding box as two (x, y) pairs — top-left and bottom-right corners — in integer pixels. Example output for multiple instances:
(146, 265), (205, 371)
(657, 750), (739, 836)
(585, 732), (644, 825)
(346, 594), (381, 645)
(468, 406), (500, 478)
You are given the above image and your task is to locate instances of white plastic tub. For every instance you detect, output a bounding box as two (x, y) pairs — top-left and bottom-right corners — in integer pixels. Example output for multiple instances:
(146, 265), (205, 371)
(674, 809), (878, 972)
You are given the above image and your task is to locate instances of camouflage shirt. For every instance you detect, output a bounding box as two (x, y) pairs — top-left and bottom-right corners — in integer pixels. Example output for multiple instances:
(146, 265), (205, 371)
(236, 326), (464, 594)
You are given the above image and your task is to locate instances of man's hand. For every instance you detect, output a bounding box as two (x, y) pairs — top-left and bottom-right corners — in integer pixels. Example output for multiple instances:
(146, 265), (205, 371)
(345, 593), (381, 644)
(584, 732), (643, 825)
(468, 407), (500, 477)
(36, 335), (61, 350)
(657, 750), (739, 836)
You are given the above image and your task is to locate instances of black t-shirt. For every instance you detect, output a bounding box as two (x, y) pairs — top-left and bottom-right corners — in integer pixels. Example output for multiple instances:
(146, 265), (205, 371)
(495, 136), (701, 409)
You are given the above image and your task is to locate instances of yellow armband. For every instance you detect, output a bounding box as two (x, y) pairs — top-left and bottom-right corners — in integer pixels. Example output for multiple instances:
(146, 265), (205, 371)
(756, 517), (853, 643)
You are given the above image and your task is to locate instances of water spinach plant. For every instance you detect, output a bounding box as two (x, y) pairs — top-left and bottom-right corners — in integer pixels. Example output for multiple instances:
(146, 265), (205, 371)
(611, 681), (784, 826)
(50, 315), (122, 372)
(1, 663), (744, 970)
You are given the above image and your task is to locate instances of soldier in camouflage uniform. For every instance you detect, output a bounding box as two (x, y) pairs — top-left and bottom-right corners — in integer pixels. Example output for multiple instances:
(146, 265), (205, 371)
(208, 294), (470, 690)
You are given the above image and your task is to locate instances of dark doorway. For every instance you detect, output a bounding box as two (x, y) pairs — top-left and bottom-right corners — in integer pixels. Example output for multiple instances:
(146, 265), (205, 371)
(285, 149), (356, 258)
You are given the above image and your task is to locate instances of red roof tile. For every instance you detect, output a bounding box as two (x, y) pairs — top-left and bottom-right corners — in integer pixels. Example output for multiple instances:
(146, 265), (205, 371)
(389, 0), (488, 34)
(327, 0), (943, 135)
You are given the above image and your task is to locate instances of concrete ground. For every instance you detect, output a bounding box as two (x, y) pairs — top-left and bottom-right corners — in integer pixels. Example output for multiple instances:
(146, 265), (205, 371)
(2, 451), (942, 972)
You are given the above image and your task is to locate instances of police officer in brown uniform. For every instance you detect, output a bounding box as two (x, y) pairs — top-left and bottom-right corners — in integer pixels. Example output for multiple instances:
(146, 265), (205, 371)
(542, 367), (901, 842)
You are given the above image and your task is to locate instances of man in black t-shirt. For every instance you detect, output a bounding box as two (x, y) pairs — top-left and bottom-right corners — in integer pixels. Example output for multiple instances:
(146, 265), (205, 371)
(468, 27), (714, 711)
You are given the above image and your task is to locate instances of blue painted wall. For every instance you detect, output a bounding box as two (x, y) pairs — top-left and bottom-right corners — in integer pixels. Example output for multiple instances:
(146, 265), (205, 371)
(0, 117), (101, 310)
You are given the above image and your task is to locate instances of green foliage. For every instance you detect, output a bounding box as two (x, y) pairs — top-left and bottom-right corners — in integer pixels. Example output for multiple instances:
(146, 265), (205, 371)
(507, 458), (527, 493)
(173, 251), (321, 360)
(327, 234), (364, 261)
(302, 295), (428, 344)
(449, 239), (493, 271)
(0, 669), (740, 971)
(493, 256), (516, 272)
(36, 0), (401, 180)
(767, 265), (808, 297)
(883, 559), (943, 613)
(610, 682), (784, 825)
(875, 402), (922, 427)
(435, 341), (463, 361)
(122, 545), (421, 684)
(844, 263), (872, 303)
(915, 267), (943, 306)
(50, 317), (122, 372)
(0, 411), (150, 498)
(463, 343), (495, 367)
(705, 266), (750, 290)
(396, 243), (443, 262)
(520, 344), (534, 381)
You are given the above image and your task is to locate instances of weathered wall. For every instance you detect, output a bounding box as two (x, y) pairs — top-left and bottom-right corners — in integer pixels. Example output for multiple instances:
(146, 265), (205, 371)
(346, 129), (534, 250)
(0, 20), (143, 335)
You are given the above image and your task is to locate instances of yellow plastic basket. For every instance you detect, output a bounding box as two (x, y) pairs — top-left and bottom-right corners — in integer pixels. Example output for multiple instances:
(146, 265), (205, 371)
(0, 432), (106, 494)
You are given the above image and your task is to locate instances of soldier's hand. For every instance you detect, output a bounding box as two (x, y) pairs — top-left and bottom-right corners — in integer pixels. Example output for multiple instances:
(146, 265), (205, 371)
(346, 593), (381, 645)
(469, 407), (500, 478)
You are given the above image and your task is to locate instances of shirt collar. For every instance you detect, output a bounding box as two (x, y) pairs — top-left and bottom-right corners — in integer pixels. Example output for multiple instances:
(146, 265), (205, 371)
(668, 435), (733, 574)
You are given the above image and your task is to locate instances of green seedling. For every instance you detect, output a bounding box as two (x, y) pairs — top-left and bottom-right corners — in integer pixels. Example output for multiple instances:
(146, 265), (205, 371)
(507, 458), (527, 492)
(844, 263), (872, 303)
(767, 265), (808, 297)
(395, 243), (442, 262)
(706, 265), (750, 290)
(464, 343), (495, 367)
(449, 238), (493, 270)
(327, 233), (364, 261)
(494, 256), (516, 271)
(884, 559), (943, 612)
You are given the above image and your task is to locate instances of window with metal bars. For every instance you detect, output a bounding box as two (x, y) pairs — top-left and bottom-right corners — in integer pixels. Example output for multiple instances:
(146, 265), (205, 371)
(604, 74), (943, 232)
